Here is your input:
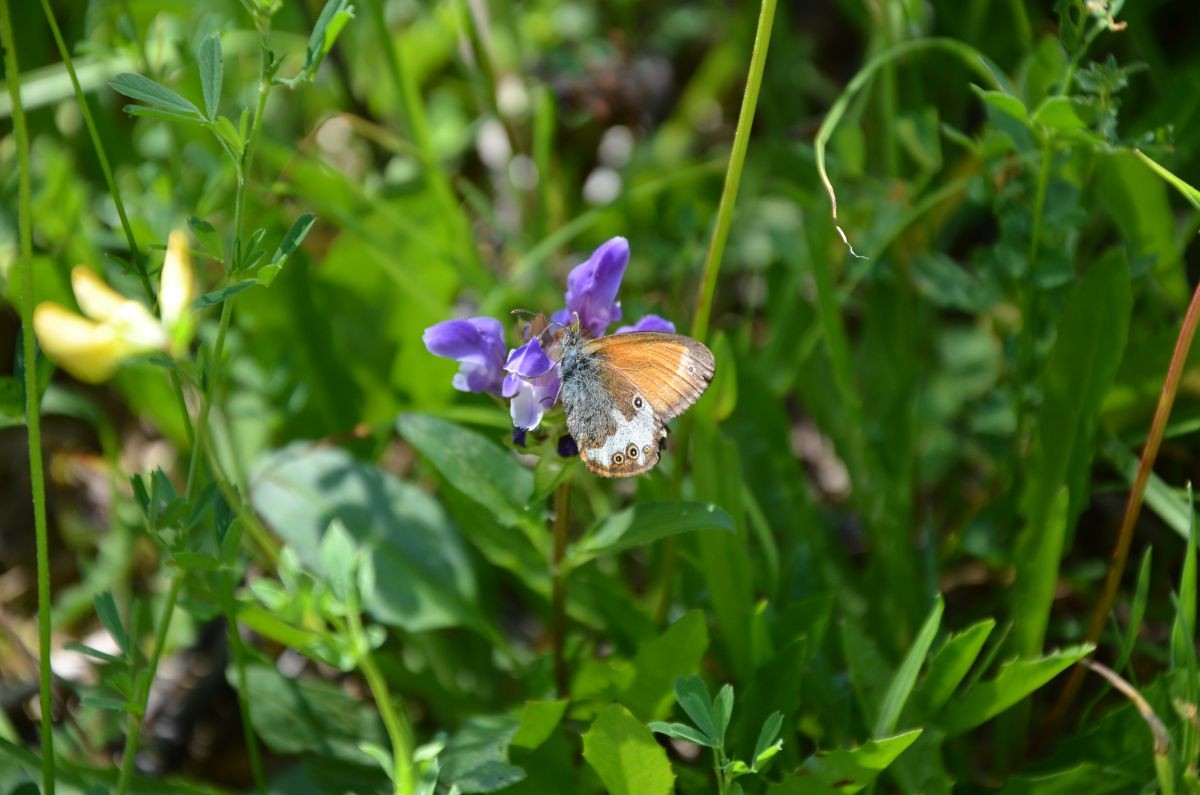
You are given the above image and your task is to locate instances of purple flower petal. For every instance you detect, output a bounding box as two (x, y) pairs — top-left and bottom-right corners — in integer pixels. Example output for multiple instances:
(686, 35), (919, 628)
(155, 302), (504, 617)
(564, 237), (629, 337)
(509, 380), (543, 430)
(424, 317), (507, 395)
(504, 337), (554, 378)
(616, 314), (676, 334)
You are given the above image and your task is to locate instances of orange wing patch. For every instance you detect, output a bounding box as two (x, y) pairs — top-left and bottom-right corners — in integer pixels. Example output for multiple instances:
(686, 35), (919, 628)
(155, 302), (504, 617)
(585, 332), (715, 421)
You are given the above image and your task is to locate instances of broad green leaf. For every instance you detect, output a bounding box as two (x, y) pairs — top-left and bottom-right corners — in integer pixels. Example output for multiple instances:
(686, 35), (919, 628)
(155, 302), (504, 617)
(566, 501), (735, 568)
(511, 700), (568, 750)
(915, 618), (995, 716)
(973, 87), (1029, 122)
(240, 664), (387, 767)
(619, 610), (709, 721)
(940, 644), (1093, 735)
(767, 730), (922, 794)
(582, 704), (675, 795)
(440, 715), (526, 793)
(397, 413), (534, 528)
(1013, 248), (1131, 657)
(874, 595), (943, 736)
(111, 73), (201, 116)
(1030, 95), (1086, 132)
(125, 104), (207, 127)
(691, 419), (755, 679)
(250, 444), (480, 632)
(198, 33), (222, 118)
(94, 591), (128, 655)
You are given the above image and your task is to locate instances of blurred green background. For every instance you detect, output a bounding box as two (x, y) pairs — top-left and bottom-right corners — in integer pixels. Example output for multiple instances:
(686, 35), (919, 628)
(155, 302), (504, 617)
(3, 0), (1200, 793)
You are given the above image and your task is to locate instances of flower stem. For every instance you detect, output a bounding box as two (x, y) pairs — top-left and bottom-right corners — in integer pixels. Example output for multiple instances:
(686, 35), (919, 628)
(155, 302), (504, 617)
(552, 477), (572, 699)
(2, 3), (55, 791)
(348, 605), (414, 794)
(116, 574), (181, 795)
(690, 0), (777, 342)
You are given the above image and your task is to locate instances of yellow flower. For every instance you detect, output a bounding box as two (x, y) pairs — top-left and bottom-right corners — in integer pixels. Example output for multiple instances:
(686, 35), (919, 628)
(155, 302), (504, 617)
(33, 231), (195, 384)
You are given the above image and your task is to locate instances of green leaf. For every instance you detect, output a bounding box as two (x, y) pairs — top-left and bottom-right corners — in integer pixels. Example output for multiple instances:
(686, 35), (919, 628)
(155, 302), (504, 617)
(567, 501), (735, 568)
(319, 518), (359, 603)
(1172, 486), (1197, 670)
(241, 664), (387, 766)
(768, 730), (922, 794)
(648, 721), (718, 748)
(265, 212), (317, 284)
(397, 413), (534, 529)
(753, 712), (784, 767)
(63, 641), (123, 665)
(674, 676), (720, 745)
(125, 104), (207, 127)
(619, 610), (710, 721)
(198, 33), (222, 119)
(111, 73), (201, 116)
(187, 216), (224, 261)
(1116, 548), (1152, 673)
(1013, 248), (1131, 657)
(1030, 95), (1086, 132)
(511, 700), (568, 751)
(713, 684), (734, 744)
(915, 618), (995, 716)
(94, 591), (128, 655)
(973, 87), (1029, 123)
(193, 280), (259, 310)
(874, 595), (943, 737)
(440, 715), (526, 793)
(250, 444), (480, 632)
(940, 644), (1094, 735)
(582, 704), (675, 795)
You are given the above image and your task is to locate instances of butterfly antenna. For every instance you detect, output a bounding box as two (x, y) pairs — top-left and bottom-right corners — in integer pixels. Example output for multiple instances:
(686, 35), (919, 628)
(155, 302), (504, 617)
(511, 308), (576, 343)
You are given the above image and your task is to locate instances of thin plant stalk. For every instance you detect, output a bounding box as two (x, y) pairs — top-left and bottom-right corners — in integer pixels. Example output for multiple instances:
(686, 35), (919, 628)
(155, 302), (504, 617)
(1044, 274), (1200, 738)
(347, 601), (415, 794)
(552, 477), (572, 698)
(116, 31), (277, 795)
(649, 0), (777, 623)
(37, 0), (155, 301)
(690, 0), (777, 342)
(2, 2), (55, 791)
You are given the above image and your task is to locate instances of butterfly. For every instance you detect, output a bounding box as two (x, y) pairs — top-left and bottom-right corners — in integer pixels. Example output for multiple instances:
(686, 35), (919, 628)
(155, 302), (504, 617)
(538, 315), (715, 477)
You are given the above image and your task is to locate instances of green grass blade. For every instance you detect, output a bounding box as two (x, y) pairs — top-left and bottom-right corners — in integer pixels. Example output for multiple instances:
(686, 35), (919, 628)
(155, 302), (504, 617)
(874, 595), (944, 737)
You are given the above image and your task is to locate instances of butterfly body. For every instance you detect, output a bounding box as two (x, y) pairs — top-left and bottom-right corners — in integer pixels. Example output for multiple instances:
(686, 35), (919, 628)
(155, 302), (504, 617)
(559, 331), (715, 477)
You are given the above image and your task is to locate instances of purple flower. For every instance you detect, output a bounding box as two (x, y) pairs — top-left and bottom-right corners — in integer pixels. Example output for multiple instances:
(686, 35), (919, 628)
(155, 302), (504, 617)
(424, 237), (678, 432)
(554, 237), (629, 338)
(505, 367), (562, 430)
(422, 317), (507, 396)
(504, 337), (555, 378)
(616, 314), (675, 334)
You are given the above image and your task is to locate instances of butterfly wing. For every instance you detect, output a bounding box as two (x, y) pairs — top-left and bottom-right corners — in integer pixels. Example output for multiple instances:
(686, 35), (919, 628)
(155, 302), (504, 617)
(564, 358), (666, 477)
(585, 332), (715, 421)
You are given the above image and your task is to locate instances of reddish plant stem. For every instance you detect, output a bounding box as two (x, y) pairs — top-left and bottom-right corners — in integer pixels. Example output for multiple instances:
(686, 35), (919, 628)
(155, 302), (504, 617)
(1043, 277), (1200, 740)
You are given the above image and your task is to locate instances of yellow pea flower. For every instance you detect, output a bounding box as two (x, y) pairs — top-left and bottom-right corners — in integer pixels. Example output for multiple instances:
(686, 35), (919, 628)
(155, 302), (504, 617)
(33, 231), (196, 383)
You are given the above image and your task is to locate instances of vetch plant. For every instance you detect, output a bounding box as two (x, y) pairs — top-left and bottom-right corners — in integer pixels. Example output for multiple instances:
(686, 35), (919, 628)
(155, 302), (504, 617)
(650, 676), (782, 795)
(32, 230), (195, 383)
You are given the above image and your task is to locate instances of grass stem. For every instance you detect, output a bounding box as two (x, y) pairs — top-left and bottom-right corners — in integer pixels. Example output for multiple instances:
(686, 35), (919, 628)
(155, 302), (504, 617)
(552, 477), (572, 698)
(2, 2), (56, 791)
